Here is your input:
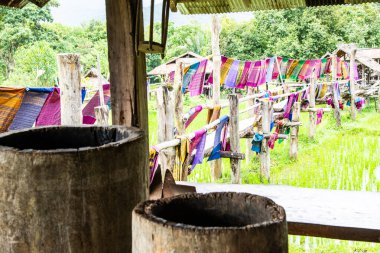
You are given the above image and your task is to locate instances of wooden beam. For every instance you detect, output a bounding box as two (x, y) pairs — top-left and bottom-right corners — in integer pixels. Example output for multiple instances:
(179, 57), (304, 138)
(174, 60), (185, 135)
(229, 94), (240, 184)
(350, 47), (357, 120)
(220, 151), (245, 160)
(290, 102), (301, 160)
(57, 53), (82, 125)
(245, 87), (255, 165)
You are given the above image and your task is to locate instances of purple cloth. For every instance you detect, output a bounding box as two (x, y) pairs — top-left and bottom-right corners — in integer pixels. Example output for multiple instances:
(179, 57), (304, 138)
(268, 132), (279, 149)
(246, 61), (261, 87)
(224, 60), (240, 88)
(82, 84), (111, 124)
(191, 129), (207, 171)
(185, 105), (203, 128)
(149, 146), (159, 184)
(188, 59), (208, 96)
(35, 88), (61, 126)
(208, 115), (229, 161)
(283, 93), (296, 119)
(316, 108), (324, 125)
(236, 61), (252, 89)
(207, 56), (227, 84)
(258, 59), (268, 86)
(354, 63), (359, 80)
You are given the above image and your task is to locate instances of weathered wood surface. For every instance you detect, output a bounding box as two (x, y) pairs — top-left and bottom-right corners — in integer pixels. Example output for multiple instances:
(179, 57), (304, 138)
(173, 60), (185, 135)
(350, 47), (357, 120)
(228, 94), (240, 184)
(133, 192), (288, 253)
(179, 182), (380, 243)
(57, 53), (82, 125)
(95, 105), (109, 125)
(245, 87), (255, 164)
(260, 100), (271, 181)
(289, 102), (300, 159)
(0, 126), (148, 253)
(331, 54), (342, 127)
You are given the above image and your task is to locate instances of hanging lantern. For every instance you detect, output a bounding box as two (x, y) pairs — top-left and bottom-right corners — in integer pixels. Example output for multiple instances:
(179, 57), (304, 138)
(136, 0), (170, 57)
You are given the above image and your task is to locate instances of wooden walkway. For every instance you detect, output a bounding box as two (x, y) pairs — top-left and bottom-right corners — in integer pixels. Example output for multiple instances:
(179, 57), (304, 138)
(178, 182), (380, 242)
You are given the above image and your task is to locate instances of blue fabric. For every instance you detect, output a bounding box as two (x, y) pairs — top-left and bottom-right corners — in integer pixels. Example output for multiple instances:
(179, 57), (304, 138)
(251, 132), (264, 153)
(182, 62), (200, 93)
(208, 115), (229, 161)
(81, 88), (87, 103)
(26, 87), (54, 93)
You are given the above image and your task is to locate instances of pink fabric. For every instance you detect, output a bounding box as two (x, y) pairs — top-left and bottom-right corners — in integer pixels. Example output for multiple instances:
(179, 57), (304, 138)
(246, 61), (261, 87)
(35, 88), (61, 126)
(272, 57), (282, 80)
(268, 132), (279, 149)
(185, 105), (203, 128)
(82, 84), (111, 124)
(190, 129), (206, 155)
(283, 93), (296, 119)
(313, 59), (322, 79)
(236, 61), (252, 89)
(316, 108), (324, 125)
(188, 59), (208, 96)
(207, 56), (227, 84)
(257, 59), (268, 86)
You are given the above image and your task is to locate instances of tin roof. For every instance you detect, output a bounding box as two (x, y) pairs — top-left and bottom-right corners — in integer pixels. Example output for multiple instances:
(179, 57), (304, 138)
(0, 0), (49, 8)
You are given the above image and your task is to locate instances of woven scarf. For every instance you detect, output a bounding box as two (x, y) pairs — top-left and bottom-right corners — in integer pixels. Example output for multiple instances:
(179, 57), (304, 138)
(283, 93), (296, 119)
(337, 57), (342, 78)
(224, 59), (240, 88)
(207, 56), (227, 84)
(188, 59), (208, 96)
(298, 59), (311, 81)
(221, 58), (234, 85)
(247, 60), (261, 87)
(251, 132), (264, 153)
(82, 84), (111, 125)
(266, 57), (275, 83)
(174, 136), (190, 181)
(286, 59), (299, 79)
(280, 58), (289, 80)
(208, 115), (229, 161)
(236, 61), (252, 89)
(258, 59), (268, 86)
(290, 60), (305, 80)
(0, 87), (25, 132)
(185, 105), (203, 129)
(207, 105), (221, 124)
(235, 61), (245, 89)
(182, 62), (200, 93)
(190, 129), (207, 171)
(272, 57), (282, 80)
(320, 58), (328, 78)
(35, 87), (61, 126)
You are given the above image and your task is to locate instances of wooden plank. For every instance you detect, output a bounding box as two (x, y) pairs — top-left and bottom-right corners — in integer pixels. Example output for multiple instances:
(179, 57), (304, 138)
(57, 53), (82, 126)
(179, 182), (380, 243)
(228, 94), (240, 184)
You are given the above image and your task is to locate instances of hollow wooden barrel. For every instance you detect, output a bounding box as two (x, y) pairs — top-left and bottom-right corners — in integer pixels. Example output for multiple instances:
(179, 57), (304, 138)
(0, 126), (148, 253)
(133, 192), (288, 253)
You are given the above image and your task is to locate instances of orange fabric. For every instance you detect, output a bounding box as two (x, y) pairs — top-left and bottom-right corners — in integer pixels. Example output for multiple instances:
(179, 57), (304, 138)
(0, 87), (25, 132)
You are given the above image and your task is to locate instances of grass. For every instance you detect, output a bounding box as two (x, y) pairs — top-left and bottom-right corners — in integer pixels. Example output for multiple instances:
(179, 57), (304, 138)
(148, 93), (380, 252)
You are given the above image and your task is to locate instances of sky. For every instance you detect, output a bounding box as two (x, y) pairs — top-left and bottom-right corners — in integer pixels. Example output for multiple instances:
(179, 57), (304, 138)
(51, 0), (253, 27)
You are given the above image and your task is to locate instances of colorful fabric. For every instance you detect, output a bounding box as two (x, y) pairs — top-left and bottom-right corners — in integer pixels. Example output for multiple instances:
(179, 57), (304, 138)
(235, 61), (245, 87)
(355, 97), (366, 110)
(149, 146), (159, 184)
(207, 56), (227, 84)
(82, 84), (111, 125)
(320, 58), (328, 77)
(342, 62), (349, 80)
(313, 59), (322, 79)
(174, 136), (190, 180)
(317, 83), (328, 99)
(286, 59), (299, 79)
(207, 105), (221, 124)
(283, 93), (296, 119)
(354, 63), (359, 80)
(182, 62), (200, 93)
(268, 132), (279, 149)
(251, 132), (264, 153)
(188, 59), (208, 96)
(280, 58), (289, 80)
(35, 87), (61, 126)
(247, 60), (262, 87)
(9, 90), (50, 130)
(27, 87), (54, 93)
(185, 105), (203, 129)
(298, 60), (311, 81)
(316, 109), (324, 125)
(0, 87), (25, 132)
(272, 57), (282, 80)
(290, 60), (305, 80)
(208, 115), (229, 161)
(190, 129), (207, 171)
(224, 60), (240, 88)
(221, 58), (234, 85)
(266, 57), (275, 83)
(337, 57), (342, 78)
(258, 59), (268, 86)
(236, 61), (252, 89)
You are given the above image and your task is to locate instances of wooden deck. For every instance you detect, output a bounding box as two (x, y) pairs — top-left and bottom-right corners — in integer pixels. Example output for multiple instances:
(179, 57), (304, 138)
(178, 182), (380, 243)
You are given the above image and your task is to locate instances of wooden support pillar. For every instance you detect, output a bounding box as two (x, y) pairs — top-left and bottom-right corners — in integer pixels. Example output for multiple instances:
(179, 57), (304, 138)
(245, 87), (255, 164)
(174, 60), (185, 135)
(290, 102), (301, 159)
(331, 54), (342, 127)
(229, 94), (240, 184)
(156, 86), (175, 173)
(57, 53), (82, 125)
(378, 83), (380, 113)
(95, 55), (109, 125)
(309, 72), (316, 139)
(260, 100), (272, 182)
(350, 47), (357, 120)
(211, 15), (222, 180)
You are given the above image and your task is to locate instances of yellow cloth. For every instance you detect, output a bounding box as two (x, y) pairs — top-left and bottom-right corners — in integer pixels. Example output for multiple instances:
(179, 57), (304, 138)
(207, 105), (221, 124)
(341, 61), (349, 79)
(174, 136), (190, 181)
(0, 87), (25, 132)
(286, 60), (299, 79)
(318, 83), (328, 99)
(221, 58), (234, 85)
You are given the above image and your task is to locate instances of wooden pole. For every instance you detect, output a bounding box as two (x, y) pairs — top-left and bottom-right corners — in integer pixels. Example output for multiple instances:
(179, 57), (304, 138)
(260, 100), (271, 182)
(229, 94), (240, 184)
(105, 1), (149, 251)
(174, 60), (185, 135)
(290, 102), (301, 159)
(349, 47), (357, 120)
(156, 86), (175, 173)
(95, 55), (109, 125)
(211, 14), (222, 180)
(309, 71), (316, 139)
(331, 54), (342, 127)
(245, 87), (255, 164)
(57, 53), (82, 125)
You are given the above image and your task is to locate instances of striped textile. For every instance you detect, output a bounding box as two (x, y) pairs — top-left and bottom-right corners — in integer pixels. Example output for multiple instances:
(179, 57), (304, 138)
(35, 88), (61, 126)
(188, 59), (208, 96)
(247, 60), (262, 87)
(207, 56), (227, 84)
(236, 61), (252, 89)
(220, 58), (234, 85)
(224, 59), (240, 88)
(9, 90), (50, 130)
(272, 57), (282, 80)
(0, 87), (25, 132)
(182, 62), (200, 93)
(286, 59), (298, 79)
(298, 60), (311, 80)
(82, 84), (111, 124)
(290, 60), (305, 80)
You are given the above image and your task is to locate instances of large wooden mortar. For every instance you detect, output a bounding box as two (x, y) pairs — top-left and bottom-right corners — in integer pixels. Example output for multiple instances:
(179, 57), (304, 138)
(0, 126), (148, 253)
(133, 192), (288, 253)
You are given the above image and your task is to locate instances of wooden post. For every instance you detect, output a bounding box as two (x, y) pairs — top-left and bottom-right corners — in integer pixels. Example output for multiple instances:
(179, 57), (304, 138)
(229, 94), (240, 184)
(245, 87), (255, 164)
(349, 47), (357, 120)
(211, 15), (222, 180)
(290, 102), (301, 159)
(95, 55), (109, 125)
(309, 72), (316, 139)
(260, 100), (271, 181)
(105, 1), (149, 252)
(156, 86), (175, 173)
(378, 83), (380, 113)
(331, 54), (342, 127)
(57, 53), (82, 125)
(174, 60), (185, 135)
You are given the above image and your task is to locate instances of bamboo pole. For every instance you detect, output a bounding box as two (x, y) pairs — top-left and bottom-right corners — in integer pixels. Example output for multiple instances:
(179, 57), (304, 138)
(331, 54), (342, 127)
(309, 71), (316, 139)
(350, 47), (357, 120)
(229, 94), (240, 184)
(174, 60), (185, 135)
(211, 15), (222, 180)
(260, 100), (272, 182)
(290, 102), (301, 159)
(57, 53), (82, 125)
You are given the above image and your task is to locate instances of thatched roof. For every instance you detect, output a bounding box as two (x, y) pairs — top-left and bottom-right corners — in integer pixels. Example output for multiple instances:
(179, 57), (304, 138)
(171, 0), (378, 14)
(0, 0), (49, 8)
(148, 51), (213, 76)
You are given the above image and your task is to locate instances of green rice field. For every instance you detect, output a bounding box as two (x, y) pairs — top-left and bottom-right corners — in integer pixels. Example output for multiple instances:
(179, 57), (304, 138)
(148, 94), (380, 253)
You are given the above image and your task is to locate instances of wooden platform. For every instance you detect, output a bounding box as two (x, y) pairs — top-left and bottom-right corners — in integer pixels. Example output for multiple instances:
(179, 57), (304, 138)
(178, 182), (380, 243)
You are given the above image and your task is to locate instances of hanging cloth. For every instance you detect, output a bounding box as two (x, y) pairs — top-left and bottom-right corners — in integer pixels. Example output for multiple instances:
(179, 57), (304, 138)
(0, 87), (25, 132)
(174, 136), (190, 181)
(235, 61), (245, 88)
(354, 63), (359, 80)
(286, 59), (299, 79)
(268, 132), (279, 149)
(280, 58), (290, 80)
(272, 57), (282, 80)
(247, 60), (261, 87)
(342, 62), (349, 80)
(251, 132), (264, 153)
(207, 105), (221, 124)
(298, 60), (311, 81)
(149, 146), (159, 184)
(336, 57), (342, 78)
(290, 60), (305, 80)
(317, 83), (328, 99)
(185, 105), (203, 129)
(224, 60), (240, 88)
(220, 58), (234, 85)
(188, 59), (208, 96)
(283, 93), (296, 119)
(207, 56), (228, 84)
(182, 62), (200, 93)
(316, 109), (324, 125)
(236, 61), (252, 89)
(320, 58), (329, 78)
(190, 129), (207, 171)
(208, 115), (229, 161)
(35, 87), (61, 126)
(258, 59), (268, 86)
(82, 84), (111, 125)
(265, 57), (275, 83)
(313, 59), (322, 79)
